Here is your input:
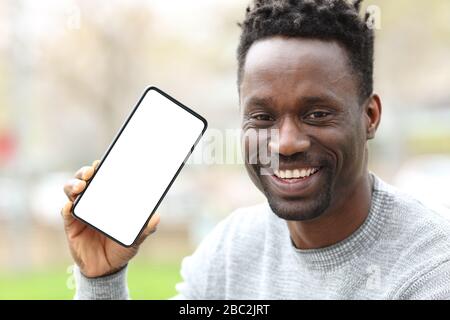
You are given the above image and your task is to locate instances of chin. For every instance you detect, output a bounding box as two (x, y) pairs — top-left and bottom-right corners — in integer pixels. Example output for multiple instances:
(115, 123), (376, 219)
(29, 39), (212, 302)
(265, 189), (332, 222)
(254, 164), (334, 221)
(268, 199), (329, 221)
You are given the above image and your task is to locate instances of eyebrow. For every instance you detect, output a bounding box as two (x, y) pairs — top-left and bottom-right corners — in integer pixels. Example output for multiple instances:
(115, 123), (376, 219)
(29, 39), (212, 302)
(298, 95), (338, 106)
(244, 93), (342, 110)
(244, 96), (275, 109)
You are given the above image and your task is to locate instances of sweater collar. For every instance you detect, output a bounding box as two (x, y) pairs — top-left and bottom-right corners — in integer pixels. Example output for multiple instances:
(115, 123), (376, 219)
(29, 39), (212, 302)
(282, 172), (393, 271)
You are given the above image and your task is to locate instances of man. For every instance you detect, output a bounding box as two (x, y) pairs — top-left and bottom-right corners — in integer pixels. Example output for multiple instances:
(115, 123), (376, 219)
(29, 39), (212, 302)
(61, 0), (450, 299)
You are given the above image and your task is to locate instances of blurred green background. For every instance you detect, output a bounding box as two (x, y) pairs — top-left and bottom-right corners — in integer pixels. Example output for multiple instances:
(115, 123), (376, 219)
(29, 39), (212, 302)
(0, 0), (449, 299)
(0, 260), (181, 299)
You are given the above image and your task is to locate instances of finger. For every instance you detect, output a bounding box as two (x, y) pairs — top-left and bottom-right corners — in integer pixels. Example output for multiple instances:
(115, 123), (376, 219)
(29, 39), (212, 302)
(61, 201), (75, 225)
(63, 178), (86, 201)
(146, 212), (161, 234)
(92, 160), (100, 171)
(75, 166), (95, 181)
(61, 201), (88, 238)
(135, 212), (161, 246)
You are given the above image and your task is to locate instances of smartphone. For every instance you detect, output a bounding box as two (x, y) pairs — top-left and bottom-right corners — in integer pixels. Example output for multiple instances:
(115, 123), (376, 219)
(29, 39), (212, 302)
(72, 86), (207, 247)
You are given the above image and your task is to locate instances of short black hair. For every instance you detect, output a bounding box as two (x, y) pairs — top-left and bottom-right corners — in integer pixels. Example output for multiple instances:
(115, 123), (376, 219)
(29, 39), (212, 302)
(237, 0), (374, 102)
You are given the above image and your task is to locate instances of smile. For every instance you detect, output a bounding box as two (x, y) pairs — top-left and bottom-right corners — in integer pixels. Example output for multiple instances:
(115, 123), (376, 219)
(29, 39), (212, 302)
(267, 166), (323, 197)
(273, 167), (320, 179)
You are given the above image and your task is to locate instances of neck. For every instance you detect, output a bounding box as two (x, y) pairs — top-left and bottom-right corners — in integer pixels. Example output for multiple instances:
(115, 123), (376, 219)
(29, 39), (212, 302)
(287, 171), (373, 250)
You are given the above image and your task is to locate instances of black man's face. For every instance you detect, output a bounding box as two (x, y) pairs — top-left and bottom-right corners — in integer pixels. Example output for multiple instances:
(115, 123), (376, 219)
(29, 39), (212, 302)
(240, 36), (368, 221)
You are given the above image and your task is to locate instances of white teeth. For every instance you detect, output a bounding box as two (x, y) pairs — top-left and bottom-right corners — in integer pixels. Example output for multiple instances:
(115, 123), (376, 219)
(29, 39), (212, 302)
(285, 170), (293, 178)
(274, 167), (320, 179)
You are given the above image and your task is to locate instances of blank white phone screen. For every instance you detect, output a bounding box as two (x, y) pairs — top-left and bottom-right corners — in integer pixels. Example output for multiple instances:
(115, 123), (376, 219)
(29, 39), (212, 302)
(72, 87), (207, 247)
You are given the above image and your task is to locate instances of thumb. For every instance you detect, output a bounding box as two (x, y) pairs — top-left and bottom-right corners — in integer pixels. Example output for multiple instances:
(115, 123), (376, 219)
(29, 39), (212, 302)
(134, 212), (161, 246)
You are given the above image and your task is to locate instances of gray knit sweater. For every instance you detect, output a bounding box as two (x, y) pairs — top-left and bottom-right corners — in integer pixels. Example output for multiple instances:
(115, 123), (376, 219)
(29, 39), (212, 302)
(74, 173), (450, 299)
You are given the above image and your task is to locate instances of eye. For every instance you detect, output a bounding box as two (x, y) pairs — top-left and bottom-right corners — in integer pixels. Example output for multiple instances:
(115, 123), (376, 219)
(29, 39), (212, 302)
(251, 114), (274, 122)
(306, 111), (331, 120)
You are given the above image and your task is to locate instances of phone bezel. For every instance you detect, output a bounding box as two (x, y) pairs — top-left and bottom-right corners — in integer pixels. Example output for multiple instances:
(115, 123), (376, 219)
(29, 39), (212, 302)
(71, 86), (208, 247)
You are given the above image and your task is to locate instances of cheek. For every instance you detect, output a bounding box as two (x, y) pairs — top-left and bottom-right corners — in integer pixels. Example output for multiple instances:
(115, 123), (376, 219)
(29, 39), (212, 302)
(335, 123), (366, 178)
(241, 129), (259, 176)
(242, 148), (265, 193)
(241, 128), (256, 165)
(241, 127), (272, 165)
(241, 128), (270, 192)
(313, 124), (364, 179)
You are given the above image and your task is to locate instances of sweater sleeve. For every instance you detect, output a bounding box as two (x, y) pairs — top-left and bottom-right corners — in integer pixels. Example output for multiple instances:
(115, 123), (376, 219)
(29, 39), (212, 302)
(174, 217), (230, 299)
(73, 264), (130, 300)
(397, 260), (450, 300)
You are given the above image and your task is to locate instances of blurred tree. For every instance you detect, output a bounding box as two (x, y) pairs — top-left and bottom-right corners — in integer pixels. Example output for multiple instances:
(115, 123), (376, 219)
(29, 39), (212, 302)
(40, 5), (159, 167)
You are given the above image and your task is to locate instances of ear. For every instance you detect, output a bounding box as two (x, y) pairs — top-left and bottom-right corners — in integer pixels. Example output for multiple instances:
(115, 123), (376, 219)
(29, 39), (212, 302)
(364, 94), (382, 140)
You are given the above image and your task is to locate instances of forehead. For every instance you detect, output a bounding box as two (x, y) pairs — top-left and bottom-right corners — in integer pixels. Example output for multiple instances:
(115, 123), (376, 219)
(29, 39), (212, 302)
(240, 36), (359, 107)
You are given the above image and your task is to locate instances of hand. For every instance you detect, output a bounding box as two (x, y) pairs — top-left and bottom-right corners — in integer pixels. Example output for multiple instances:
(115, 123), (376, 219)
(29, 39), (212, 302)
(61, 160), (160, 277)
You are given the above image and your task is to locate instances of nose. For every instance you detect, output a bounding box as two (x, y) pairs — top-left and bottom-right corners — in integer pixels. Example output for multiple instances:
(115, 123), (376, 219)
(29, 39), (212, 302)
(269, 116), (311, 156)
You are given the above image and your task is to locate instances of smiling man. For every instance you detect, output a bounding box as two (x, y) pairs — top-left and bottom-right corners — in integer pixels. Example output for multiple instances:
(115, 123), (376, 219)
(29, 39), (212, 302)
(65, 0), (450, 300)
